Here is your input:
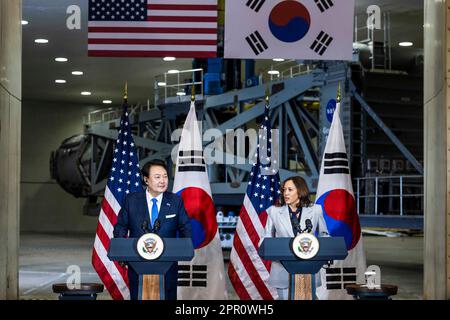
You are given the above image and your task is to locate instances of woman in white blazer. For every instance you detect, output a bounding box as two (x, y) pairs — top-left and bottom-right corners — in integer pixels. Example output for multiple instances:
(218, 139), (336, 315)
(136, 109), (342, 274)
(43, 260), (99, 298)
(263, 176), (329, 300)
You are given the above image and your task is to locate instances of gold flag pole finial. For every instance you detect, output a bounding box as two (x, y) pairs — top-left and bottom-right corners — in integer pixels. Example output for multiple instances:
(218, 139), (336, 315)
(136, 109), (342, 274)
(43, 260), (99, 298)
(265, 85), (270, 105)
(191, 83), (196, 102)
(124, 82), (128, 101)
(337, 82), (341, 103)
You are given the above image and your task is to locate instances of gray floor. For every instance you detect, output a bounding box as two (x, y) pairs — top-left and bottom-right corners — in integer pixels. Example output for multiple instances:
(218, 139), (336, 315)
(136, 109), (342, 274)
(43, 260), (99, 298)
(19, 233), (423, 300)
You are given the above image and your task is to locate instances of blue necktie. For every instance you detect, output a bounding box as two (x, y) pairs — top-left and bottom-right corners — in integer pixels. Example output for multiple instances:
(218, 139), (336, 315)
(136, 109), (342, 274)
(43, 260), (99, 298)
(151, 198), (159, 228)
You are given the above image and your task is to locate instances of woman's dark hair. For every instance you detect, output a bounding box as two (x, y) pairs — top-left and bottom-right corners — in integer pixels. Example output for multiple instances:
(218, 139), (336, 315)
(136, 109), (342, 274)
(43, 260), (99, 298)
(278, 176), (312, 208)
(141, 159), (168, 178)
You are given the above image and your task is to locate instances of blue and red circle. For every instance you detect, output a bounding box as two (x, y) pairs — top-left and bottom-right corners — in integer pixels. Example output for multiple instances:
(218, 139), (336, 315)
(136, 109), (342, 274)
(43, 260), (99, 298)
(316, 189), (361, 250)
(178, 187), (217, 249)
(268, 1), (311, 43)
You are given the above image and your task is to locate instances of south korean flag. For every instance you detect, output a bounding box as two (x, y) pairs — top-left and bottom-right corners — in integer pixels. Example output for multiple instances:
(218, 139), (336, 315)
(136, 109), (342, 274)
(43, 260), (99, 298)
(224, 0), (355, 60)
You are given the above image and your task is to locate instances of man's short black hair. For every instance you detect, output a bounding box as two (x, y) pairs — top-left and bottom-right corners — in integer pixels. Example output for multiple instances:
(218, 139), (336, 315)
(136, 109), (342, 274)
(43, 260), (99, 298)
(141, 159), (168, 177)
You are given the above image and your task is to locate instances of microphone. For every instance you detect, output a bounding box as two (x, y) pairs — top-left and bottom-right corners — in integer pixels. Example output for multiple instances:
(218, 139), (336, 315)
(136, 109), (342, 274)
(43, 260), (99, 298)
(152, 219), (161, 233)
(303, 219), (313, 233)
(290, 215), (302, 235)
(141, 220), (150, 233)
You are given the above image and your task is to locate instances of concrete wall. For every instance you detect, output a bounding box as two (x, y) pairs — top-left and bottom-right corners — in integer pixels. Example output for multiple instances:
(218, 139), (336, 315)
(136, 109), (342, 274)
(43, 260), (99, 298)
(21, 100), (99, 233)
(0, 0), (22, 300)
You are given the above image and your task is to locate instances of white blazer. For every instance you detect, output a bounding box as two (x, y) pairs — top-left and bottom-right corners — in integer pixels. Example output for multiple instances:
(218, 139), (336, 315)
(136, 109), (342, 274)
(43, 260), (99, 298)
(262, 204), (329, 289)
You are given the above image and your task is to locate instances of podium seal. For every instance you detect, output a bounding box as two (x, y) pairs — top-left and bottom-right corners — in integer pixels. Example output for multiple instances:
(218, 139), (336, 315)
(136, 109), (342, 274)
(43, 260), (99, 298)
(292, 233), (320, 260)
(137, 233), (164, 260)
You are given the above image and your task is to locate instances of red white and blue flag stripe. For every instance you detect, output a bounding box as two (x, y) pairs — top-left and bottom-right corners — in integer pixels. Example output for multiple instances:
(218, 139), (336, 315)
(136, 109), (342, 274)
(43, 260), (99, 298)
(92, 102), (143, 300)
(88, 0), (218, 58)
(228, 103), (280, 300)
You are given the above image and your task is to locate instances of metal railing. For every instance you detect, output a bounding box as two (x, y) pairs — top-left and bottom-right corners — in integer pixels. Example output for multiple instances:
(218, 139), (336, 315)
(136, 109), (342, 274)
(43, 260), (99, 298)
(154, 68), (204, 106)
(354, 175), (423, 216)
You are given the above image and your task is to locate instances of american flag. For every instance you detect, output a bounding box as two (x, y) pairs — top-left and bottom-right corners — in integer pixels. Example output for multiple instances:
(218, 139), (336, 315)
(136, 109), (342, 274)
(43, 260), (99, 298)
(91, 100), (143, 300)
(88, 0), (218, 58)
(228, 102), (280, 300)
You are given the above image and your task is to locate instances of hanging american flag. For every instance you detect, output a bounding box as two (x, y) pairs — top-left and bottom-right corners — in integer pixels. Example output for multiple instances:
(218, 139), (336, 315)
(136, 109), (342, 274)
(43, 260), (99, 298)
(91, 97), (143, 300)
(88, 0), (218, 58)
(228, 99), (280, 300)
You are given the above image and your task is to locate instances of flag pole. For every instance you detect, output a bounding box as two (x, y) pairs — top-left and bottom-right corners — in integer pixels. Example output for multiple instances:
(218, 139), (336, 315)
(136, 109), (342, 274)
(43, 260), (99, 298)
(191, 82), (196, 102)
(265, 84), (270, 106)
(336, 82), (341, 103)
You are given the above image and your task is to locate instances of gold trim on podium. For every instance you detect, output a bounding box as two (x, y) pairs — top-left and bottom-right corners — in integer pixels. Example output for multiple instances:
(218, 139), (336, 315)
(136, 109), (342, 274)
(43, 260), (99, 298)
(142, 275), (161, 300)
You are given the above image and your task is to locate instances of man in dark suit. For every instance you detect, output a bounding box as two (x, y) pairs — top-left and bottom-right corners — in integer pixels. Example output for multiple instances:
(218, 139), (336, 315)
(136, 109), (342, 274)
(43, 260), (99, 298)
(113, 159), (192, 300)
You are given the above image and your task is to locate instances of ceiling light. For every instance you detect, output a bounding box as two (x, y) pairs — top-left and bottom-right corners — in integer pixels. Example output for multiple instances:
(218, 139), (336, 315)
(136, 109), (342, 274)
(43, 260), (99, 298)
(34, 39), (49, 44)
(102, 100), (112, 104)
(273, 58), (285, 62)
(267, 70), (280, 75)
(157, 82), (167, 87)
(176, 91), (186, 96)
(167, 69), (180, 74)
(399, 42), (413, 47)
(163, 57), (176, 62)
(72, 71), (83, 76)
(55, 79), (66, 84)
(55, 57), (68, 62)
(81, 91), (92, 96)
(21, 20), (29, 25)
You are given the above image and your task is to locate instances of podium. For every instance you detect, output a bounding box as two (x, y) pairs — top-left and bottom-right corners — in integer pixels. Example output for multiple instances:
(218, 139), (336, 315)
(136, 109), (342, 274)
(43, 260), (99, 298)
(258, 237), (347, 300)
(108, 237), (194, 300)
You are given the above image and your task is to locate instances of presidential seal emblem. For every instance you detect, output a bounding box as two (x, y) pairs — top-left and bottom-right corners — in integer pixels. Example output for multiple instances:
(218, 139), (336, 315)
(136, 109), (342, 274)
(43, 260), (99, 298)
(292, 233), (319, 260)
(136, 233), (164, 260)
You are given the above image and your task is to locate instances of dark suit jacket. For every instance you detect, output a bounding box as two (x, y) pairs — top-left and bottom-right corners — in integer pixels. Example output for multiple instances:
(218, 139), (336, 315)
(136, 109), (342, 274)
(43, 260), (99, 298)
(113, 191), (192, 300)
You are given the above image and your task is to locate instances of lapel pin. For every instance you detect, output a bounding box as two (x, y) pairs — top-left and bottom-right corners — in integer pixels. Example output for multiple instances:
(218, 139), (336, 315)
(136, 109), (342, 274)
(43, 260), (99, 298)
(166, 203), (170, 207)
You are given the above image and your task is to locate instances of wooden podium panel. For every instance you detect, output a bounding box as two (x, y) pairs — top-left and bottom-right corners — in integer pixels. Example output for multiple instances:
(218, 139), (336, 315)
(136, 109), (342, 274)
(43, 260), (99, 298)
(141, 275), (161, 300)
(292, 274), (313, 300)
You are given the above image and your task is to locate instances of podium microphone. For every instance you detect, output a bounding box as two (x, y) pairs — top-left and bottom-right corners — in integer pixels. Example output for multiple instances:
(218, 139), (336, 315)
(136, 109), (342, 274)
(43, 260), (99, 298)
(291, 216), (302, 235)
(304, 219), (313, 233)
(153, 219), (161, 233)
(141, 220), (150, 233)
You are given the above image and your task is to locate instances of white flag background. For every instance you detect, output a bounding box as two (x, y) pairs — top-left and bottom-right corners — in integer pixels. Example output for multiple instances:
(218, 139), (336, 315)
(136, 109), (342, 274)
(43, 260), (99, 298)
(173, 101), (228, 300)
(225, 0), (354, 60)
(315, 101), (367, 300)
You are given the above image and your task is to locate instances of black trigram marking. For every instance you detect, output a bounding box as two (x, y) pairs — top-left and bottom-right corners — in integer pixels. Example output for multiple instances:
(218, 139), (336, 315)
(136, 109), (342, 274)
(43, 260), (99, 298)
(325, 267), (357, 290)
(314, 0), (334, 13)
(178, 150), (206, 172)
(246, 0), (266, 13)
(324, 152), (349, 174)
(177, 264), (207, 287)
(310, 31), (333, 56)
(246, 31), (268, 56)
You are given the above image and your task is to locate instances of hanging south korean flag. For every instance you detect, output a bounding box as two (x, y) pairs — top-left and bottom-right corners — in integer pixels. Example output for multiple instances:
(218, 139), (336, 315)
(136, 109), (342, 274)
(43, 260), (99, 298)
(224, 0), (355, 60)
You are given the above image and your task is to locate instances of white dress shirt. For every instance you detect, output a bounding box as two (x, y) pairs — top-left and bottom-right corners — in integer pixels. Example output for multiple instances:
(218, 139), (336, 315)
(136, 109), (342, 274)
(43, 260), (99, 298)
(145, 190), (163, 222)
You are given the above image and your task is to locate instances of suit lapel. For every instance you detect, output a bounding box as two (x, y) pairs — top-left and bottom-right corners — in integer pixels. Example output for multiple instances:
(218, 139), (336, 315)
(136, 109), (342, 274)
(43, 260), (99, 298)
(280, 206), (295, 237)
(140, 192), (151, 225)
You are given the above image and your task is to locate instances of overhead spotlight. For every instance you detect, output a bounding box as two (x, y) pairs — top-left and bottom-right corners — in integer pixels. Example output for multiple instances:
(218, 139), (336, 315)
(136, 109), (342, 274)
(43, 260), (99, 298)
(267, 70), (280, 75)
(72, 71), (83, 76)
(167, 69), (180, 74)
(21, 20), (29, 25)
(102, 100), (112, 104)
(81, 91), (92, 96)
(157, 82), (167, 87)
(163, 57), (176, 61)
(55, 57), (68, 62)
(399, 42), (413, 47)
(272, 58), (285, 62)
(34, 39), (49, 44)
(176, 91), (186, 96)
(55, 80), (66, 84)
